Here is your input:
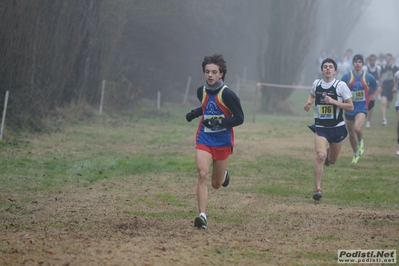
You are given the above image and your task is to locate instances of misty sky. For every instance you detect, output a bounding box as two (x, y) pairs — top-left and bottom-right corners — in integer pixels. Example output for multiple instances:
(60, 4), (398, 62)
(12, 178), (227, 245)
(345, 0), (399, 57)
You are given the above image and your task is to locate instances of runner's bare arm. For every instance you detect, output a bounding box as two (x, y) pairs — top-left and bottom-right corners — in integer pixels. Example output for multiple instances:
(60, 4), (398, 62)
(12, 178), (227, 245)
(304, 94), (315, 111)
(392, 76), (398, 94)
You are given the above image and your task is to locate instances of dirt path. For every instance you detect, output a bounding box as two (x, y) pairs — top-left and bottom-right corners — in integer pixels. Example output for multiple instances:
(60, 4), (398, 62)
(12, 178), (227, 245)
(1, 175), (397, 265)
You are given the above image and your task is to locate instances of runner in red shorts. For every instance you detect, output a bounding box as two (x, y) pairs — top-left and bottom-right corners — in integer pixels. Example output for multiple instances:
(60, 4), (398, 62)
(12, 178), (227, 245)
(186, 53), (244, 229)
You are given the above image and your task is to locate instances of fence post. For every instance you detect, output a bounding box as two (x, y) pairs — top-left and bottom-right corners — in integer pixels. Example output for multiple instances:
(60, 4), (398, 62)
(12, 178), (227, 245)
(157, 91), (161, 110)
(99, 80), (105, 115)
(252, 83), (261, 123)
(0, 90), (9, 140)
(182, 76), (192, 104)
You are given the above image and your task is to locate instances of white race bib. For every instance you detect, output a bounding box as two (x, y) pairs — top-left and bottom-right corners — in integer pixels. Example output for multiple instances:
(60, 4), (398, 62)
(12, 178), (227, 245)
(203, 114), (226, 133)
(352, 90), (365, 102)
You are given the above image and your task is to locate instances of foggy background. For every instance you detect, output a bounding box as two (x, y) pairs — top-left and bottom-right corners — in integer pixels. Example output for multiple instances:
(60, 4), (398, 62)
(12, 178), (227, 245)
(303, 0), (399, 86)
(0, 0), (398, 130)
(345, 0), (399, 56)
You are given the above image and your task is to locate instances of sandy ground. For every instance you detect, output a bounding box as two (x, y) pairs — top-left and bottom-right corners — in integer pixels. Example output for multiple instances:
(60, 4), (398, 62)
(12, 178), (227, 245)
(1, 174), (398, 266)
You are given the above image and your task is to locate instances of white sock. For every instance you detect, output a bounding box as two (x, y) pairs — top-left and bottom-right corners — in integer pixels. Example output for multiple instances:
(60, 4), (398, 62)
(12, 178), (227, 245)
(200, 212), (207, 220)
(354, 152), (359, 156)
(358, 139), (363, 145)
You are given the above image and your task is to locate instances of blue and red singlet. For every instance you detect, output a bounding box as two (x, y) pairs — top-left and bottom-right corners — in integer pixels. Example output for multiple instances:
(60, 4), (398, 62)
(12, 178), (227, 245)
(341, 70), (377, 116)
(196, 86), (234, 147)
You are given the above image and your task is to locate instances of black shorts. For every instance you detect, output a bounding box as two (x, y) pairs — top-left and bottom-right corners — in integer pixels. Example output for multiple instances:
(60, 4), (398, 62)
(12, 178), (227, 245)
(308, 124), (348, 144)
(381, 86), (394, 102)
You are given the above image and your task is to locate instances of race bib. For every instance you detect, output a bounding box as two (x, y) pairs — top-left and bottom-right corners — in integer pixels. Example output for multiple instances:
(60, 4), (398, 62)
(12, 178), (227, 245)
(203, 114), (226, 133)
(314, 105), (333, 119)
(352, 90), (365, 102)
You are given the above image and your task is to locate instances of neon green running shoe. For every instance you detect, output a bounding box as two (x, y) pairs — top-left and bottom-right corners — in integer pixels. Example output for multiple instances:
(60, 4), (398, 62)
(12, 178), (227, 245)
(358, 143), (364, 156)
(351, 155), (360, 164)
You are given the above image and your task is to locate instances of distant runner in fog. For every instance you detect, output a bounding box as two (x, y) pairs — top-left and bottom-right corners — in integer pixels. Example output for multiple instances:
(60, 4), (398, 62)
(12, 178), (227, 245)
(362, 54), (382, 128)
(344, 48), (354, 66)
(337, 54), (351, 80)
(185, 53), (244, 229)
(380, 53), (399, 125)
(392, 71), (399, 155)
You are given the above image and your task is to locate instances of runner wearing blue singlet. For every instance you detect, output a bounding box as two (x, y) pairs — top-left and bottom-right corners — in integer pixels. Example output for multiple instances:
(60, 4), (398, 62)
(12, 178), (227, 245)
(341, 54), (381, 163)
(185, 53), (244, 229)
(304, 58), (353, 201)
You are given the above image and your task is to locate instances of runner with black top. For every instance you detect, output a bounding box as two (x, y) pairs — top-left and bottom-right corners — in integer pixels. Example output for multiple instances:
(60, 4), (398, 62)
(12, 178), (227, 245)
(186, 53), (244, 229)
(362, 54), (382, 128)
(380, 53), (399, 125)
(304, 58), (353, 201)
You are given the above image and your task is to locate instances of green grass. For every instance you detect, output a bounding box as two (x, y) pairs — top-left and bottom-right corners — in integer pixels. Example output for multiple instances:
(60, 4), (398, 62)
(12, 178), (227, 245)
(1, 92), (399, 265)
(2, 94), (398, 207)
(154, 194), (188, 206)
(236, 153), (398, 208)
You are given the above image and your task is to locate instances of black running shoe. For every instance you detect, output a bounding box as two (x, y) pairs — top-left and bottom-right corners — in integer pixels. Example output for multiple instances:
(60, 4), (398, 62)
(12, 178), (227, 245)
(313, 189), (322, 201)
(194, 215), (207, 229)
(222, 169), (230, 187)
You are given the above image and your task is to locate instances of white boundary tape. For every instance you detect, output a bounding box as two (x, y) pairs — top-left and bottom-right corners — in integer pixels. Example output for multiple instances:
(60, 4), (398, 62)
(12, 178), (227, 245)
(241, 79), (311, 90)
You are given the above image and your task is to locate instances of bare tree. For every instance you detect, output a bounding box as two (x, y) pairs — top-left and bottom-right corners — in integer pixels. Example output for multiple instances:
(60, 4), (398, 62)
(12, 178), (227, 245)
(257, 0), (317, 113)
(0, 0), (128, 129)
(0, 0), (259, 130)
(318, 0), (371, 52)
(256, 0), (371, 113)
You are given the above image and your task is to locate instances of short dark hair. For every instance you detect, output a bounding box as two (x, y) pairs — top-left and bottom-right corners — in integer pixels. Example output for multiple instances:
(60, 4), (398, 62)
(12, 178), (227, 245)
(321, 58), (337, 71)
(202, 53), (227, 81)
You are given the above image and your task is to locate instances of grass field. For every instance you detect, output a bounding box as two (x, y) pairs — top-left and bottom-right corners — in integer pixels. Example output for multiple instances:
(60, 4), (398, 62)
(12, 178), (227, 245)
(0, 90), (398, 265)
